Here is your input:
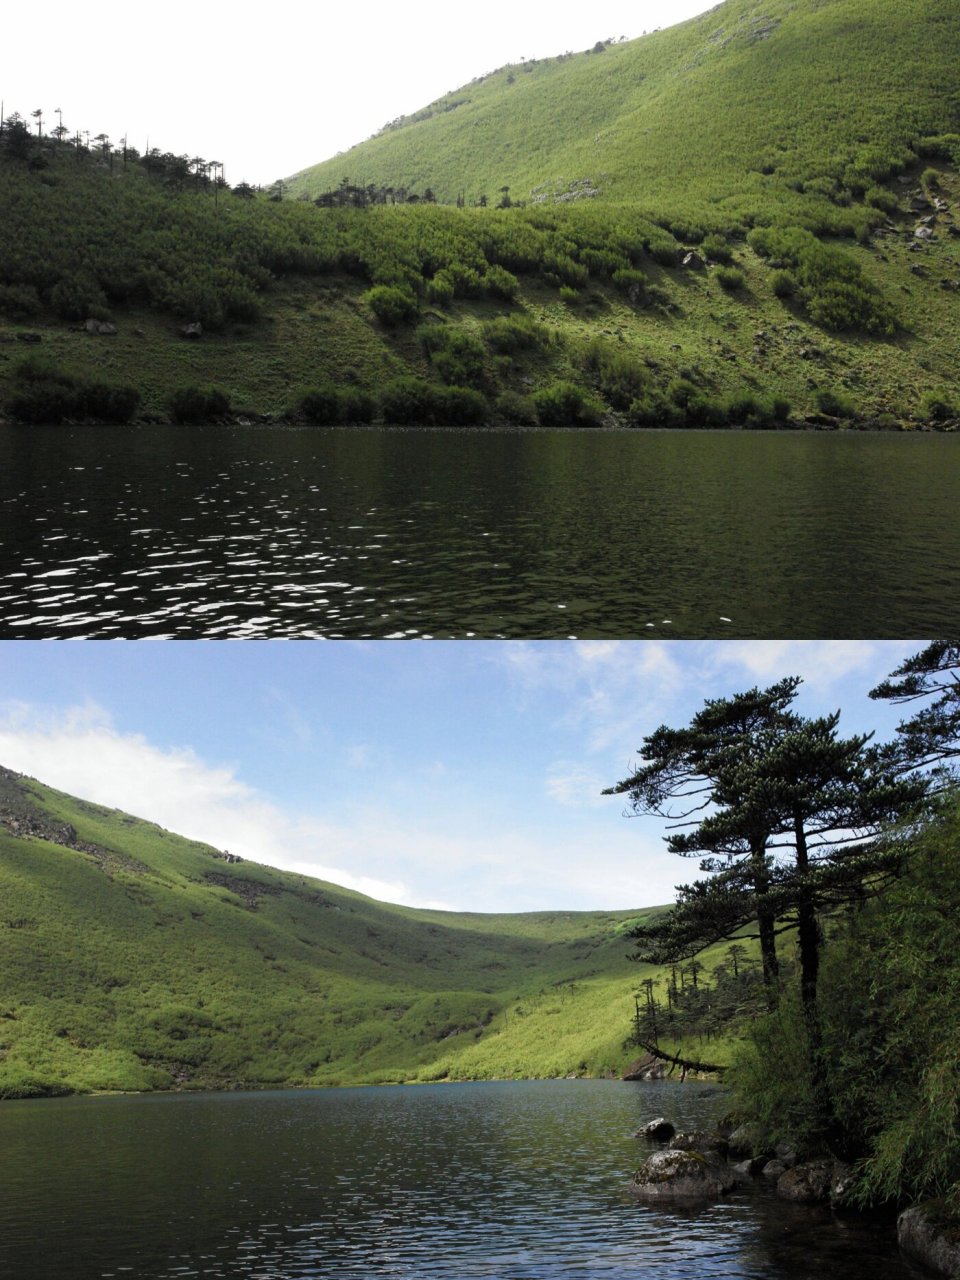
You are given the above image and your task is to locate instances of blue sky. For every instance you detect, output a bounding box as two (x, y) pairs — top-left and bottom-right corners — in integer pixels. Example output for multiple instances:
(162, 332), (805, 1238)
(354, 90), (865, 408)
(0, 642), (922, 912)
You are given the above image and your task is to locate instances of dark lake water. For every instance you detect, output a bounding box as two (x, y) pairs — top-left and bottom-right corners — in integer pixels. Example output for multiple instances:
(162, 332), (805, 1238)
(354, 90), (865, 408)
(0, 1080), (921, 1280)
(0, 425), (957, 639)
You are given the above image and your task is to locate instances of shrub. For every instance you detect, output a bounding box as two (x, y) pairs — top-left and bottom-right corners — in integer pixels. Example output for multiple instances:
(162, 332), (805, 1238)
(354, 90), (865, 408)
(484, 265), (520, 301)
(750, 226), (897, 335)
(436, 385), (488, 425)
(920, 167), (941, 192)
(611, 267), (648, 295)
(559, 286), (580, 306)
(80, 381), (140, 424)
(495, 390), (538, 426)
(168, 385), (230, 424)
(770, 269), (797, 298)
(426, 274), (454, 307)
(581, 341), (651, 411)
(649, 243), (680, 269)
(0, 282), (41, 319)
(628, 393), (687, 428)
(297, 385), (341, 425)
(533, 381), (603, 427)
(380, 378), (437, 425)
(6, 357), (138, 424)
(49, 274), (108, 322)
(815, 387), (856, 419)
(380, 378), (487, 426)
(482, 314), (550, 353)
(420, 327), (487, 388)
(702, 234), (734, 264)
(363, 285), (418, 327)
(864, 186), (900, 214)
(918, 390), (957, 422)
(8, 381), (80, 424)
(339, 388), (377, 423)
(715, 266), (746, 292)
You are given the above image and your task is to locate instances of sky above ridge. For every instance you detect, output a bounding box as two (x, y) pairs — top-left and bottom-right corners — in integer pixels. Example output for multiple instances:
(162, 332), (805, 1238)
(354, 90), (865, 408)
(0, 641), (921, 913)
(4, 1), (717, 186)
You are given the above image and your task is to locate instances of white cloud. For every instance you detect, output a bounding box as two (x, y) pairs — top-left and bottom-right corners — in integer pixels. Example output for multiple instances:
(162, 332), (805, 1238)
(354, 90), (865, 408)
(0, 701), (433, 908)
(0, 698), (678, 912)
(546, 764), (609, 807)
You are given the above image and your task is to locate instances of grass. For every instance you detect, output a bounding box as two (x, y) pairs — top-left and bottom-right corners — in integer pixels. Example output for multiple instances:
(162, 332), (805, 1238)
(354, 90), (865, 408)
(0, 765), (672, 1098)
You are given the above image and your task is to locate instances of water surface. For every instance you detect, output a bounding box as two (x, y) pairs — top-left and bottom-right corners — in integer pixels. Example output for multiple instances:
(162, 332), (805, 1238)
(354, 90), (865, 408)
(1, 426), (956, 637)
(0, 1080), (923, 1280)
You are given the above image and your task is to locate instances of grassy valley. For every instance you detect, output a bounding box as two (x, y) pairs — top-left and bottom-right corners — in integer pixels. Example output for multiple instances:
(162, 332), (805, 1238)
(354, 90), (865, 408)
(1, 0), (959, 428)
(0, 764), (671, 1098)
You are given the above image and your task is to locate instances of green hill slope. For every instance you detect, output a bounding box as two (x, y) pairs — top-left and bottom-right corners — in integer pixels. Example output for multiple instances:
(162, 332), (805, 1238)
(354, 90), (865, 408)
(290, 0), (960, 220)
(2, 0), (959, 427)
(0, 765), (661, 1098)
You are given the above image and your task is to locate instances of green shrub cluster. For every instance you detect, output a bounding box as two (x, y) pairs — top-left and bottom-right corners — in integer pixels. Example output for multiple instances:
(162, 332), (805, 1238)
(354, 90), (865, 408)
(748, 225), (897, 335)
(918, 390), (957, 422)
(363, 284), (418, 327)
(580, 339), (651, 411)
(417, 324), (488, 387)
(295, 385), (376, 425)
(380, 377), (488, 425)
(815, 387), (856, 418)
(168, 385), (231, 424)
(6, 356), (140, 424)
(629, 378), (791, 429)
(481, 313), (552, 353)
(714, 266), (746, 292)
(531, 381), (603, 427)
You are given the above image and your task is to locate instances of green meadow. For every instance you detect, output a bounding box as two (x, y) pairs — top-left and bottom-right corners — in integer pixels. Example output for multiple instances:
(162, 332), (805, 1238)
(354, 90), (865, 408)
(0, 766), (679, 1097)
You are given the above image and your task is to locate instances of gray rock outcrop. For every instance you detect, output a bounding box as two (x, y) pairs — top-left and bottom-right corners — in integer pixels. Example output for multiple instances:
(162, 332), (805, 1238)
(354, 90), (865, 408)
(898, 1202), (960, 1278)
(630, 1148), (739, 1202)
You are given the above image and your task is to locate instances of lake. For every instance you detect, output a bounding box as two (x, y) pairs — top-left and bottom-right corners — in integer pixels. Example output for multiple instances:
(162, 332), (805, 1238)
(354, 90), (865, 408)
(0, 425), (957, 639)
(0, 1080), (920, 1280)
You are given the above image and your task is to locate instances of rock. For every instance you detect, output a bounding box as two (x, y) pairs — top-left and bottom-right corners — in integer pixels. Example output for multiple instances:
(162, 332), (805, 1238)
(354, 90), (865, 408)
(622, 1054), (667, 1081)
(670, 1130), (729, 1157)
(84, 318), (117, 335)
(180, 322), (203, 339)
(638, 1117), (675, 1141)
(777, 1158), (835, 1203)
(762, 1159), (788, 1179)
(15, 331), (42, 343)
(897, 1201), (960, 1278)
(727, 1122), (766, 1159)
(830, 1162), (855, 1208)
(915, 226), (936, 240)
(774, 1143), (799, 1168)
(733, 1156), (767, 1176)
(630, 1148), (738, 1202)
(682, 251), (706, 270)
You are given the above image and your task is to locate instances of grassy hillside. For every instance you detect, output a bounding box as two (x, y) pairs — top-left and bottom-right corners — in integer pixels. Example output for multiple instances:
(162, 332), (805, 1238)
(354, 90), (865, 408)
(0, 764), (672, 1098)
(1, 0), (959, 427)
(290, 0), (960, 220)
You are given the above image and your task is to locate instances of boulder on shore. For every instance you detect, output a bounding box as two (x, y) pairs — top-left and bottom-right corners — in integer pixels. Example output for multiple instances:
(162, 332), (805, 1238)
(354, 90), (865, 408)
(670, 1130), (729, 1157)
(638, 1117), (675, 1141)
(727, 1122), (767, 1159)
(898, 1202), (960, 1278)
(630, 1148), (739, 1202)
(777, 1158), (834, 1203)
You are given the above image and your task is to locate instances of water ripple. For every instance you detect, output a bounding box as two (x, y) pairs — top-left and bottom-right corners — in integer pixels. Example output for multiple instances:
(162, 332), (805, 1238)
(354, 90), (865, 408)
(1, 425), (957, 638)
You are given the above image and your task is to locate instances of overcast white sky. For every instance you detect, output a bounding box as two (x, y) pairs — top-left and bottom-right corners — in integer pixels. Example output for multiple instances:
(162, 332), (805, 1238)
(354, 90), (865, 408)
(0, 641), (920, 914)
(3, 1), (717, 186)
